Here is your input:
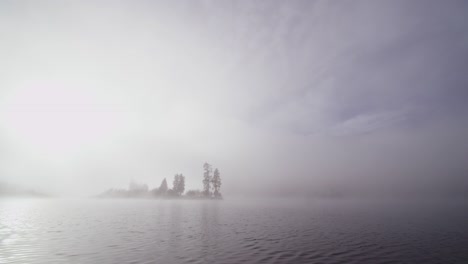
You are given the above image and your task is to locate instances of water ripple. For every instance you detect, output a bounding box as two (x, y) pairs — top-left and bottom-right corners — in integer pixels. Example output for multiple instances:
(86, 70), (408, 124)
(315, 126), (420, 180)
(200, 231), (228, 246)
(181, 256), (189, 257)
(0, 199), (467, 263)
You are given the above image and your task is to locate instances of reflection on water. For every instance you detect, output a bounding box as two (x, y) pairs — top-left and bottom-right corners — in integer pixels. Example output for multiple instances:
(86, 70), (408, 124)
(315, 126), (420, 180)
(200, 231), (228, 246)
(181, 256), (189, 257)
(0, 198), (467, 263)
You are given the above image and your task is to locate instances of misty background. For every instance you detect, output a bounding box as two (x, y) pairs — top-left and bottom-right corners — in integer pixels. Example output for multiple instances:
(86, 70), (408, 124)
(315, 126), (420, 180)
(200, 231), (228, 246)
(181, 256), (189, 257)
(1, 0), (467, 198)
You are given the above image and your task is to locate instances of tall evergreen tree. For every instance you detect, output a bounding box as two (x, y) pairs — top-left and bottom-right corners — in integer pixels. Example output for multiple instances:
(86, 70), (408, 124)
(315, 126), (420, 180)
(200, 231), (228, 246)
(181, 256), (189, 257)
(173, 174), (180, 194)
(172, 174), (186, 196)
(203, 163), (212, 197)
(156, 178), (168, 196)
(212, 168), (222, 198)
(178, 174), (185, 195)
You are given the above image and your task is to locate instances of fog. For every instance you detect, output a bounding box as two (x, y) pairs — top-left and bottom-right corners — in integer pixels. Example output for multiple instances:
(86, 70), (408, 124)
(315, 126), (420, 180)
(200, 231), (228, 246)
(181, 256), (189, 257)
(1, 0), (467, 198)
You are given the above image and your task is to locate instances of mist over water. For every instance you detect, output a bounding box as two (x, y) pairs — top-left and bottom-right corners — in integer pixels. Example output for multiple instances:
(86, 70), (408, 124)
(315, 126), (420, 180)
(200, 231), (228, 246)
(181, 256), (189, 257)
(1, 0), (468, 263)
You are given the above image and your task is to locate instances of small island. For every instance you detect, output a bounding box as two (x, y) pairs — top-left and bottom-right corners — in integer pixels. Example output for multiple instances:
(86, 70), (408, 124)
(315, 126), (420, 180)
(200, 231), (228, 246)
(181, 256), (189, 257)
(98, 162), (222, 200)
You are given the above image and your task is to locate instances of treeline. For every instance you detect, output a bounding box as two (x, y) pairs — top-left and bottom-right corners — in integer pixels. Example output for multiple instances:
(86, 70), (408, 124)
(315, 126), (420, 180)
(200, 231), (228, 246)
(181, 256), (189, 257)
(99, 162), (222, 199)
(0, 181), (48, 197)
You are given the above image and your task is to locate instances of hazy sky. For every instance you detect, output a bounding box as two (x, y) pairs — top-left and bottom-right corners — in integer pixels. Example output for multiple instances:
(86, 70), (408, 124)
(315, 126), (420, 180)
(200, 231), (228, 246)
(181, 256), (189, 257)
(1, 0), (467, 197)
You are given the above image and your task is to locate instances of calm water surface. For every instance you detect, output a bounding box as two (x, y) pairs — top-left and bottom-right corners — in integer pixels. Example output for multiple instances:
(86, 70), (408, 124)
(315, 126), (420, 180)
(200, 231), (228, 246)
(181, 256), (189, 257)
(0, 198), (467, 264)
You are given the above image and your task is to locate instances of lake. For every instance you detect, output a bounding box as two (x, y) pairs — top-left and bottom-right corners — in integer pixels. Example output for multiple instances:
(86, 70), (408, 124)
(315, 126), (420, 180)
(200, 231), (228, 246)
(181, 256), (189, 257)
(1, 198), (467, 263)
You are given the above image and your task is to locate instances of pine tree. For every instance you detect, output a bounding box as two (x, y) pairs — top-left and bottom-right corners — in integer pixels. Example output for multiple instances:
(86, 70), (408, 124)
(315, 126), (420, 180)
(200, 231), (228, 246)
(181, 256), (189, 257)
(156, 178), (168, 196)
(173, 174), (180, 194)
(212, 168), (222, 198)
(203, 162), (212, 197)
(172, 174), (185, 196)
(178, 174), (185, 195)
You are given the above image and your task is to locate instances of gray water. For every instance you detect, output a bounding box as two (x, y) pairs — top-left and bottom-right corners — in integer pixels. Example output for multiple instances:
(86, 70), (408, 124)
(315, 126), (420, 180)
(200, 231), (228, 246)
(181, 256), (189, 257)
(1, 198), (467, 264)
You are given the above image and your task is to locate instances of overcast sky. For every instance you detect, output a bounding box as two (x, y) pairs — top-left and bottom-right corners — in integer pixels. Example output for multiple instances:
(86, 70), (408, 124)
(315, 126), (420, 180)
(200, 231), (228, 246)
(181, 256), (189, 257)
(1, 0), (467, 197)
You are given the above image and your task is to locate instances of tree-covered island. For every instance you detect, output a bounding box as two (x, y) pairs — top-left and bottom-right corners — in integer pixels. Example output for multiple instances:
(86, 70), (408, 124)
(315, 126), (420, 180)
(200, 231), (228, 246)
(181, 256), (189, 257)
(98, 162), (222, 200)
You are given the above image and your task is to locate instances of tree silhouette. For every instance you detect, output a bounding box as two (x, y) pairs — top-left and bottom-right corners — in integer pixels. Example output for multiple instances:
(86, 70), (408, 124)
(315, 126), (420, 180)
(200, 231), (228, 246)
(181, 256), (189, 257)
(178, 174), (185, 195)
(156, 178), (168, 196)
(203, 162), (212, 197)
(212, 168), (222, 198)
(172, 174), (186, 196)
(173, 174), (180, 193)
